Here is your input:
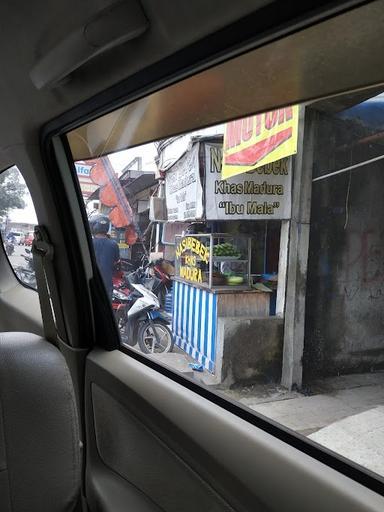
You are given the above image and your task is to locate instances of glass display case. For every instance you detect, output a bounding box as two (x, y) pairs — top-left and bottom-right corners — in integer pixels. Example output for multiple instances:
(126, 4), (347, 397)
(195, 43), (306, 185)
(174, 233), (251, 289)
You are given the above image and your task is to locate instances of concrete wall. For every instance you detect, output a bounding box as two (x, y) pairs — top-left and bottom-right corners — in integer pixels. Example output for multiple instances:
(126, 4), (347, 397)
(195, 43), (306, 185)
(218, 316), (284, 387)
(304, 161), (384, 380)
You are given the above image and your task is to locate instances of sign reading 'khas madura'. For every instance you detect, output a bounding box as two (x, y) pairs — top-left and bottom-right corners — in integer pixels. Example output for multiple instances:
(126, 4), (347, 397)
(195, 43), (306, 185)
(205, 143), (291, 220)
(222, 106), (299, 179)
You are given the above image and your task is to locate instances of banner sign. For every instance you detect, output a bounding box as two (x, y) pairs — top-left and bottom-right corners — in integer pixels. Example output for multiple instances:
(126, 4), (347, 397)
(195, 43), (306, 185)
(222, 106), (299, 179)
(165, 143), (203, 221)
(205, 142), (291, 220)
(75, 162), (98, 199)
(75, 163), (94, 176)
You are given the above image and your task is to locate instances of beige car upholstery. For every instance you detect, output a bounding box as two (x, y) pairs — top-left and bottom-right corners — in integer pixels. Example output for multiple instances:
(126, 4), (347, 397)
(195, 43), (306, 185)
(85, 349), (384, 512)
(0, 332), (81, 512)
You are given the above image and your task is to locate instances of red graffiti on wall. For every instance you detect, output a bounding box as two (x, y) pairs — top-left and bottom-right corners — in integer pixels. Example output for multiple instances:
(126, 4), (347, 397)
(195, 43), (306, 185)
(343, 230), (384, 301)
(344, 231), (384, 283)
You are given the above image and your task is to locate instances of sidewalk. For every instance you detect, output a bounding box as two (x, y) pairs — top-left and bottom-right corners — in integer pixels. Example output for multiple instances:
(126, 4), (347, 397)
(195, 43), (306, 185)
(149, 352), (384, 434)
(220, 372), (384, 432)
(222, 371), (384, 477)
(309, 406), (384, 475)
(150, 351), (384, 476)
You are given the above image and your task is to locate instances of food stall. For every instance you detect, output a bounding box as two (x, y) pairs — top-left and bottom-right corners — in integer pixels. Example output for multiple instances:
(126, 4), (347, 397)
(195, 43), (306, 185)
(162, 108), (299, 381)
(172, 233), (270, 373)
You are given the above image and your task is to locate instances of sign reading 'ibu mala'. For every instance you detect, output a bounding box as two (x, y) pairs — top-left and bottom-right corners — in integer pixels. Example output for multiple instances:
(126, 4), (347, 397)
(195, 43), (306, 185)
(205, 142), (292, 220)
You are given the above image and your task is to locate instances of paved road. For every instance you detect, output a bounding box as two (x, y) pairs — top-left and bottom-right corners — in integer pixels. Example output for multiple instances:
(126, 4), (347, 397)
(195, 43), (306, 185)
(8, 243), (30, 268)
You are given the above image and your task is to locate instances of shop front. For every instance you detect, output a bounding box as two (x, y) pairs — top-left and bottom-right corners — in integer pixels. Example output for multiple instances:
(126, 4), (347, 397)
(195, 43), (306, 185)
(163, 110), (299, 384)
(172, 233), (271, 374)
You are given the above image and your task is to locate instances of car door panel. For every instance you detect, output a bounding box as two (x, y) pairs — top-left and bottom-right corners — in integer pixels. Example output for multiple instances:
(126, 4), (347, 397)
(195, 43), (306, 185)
(85, 349), (384, 512)
(91, 384), (239, 512)
(88, 467), (163, 512)
(86, 352), (258, 512)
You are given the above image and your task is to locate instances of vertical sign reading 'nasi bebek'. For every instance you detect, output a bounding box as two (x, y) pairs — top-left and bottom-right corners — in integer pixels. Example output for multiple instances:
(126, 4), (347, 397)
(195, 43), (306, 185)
(175, 236), (210, 284)
(222, 106), (299, 179)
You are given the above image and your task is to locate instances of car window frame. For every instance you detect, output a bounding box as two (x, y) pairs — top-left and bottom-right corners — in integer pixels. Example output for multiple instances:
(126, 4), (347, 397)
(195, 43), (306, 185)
(41, 2), (384, 497)
(54, 103), (384, 500)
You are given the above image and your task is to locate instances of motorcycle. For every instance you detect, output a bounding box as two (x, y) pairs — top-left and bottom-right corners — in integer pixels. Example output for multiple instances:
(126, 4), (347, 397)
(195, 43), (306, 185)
(5, 240), (14, 256)
(113, 277), (173, 354)
(147, 259), (174, 307)
(22, 248), (34, 271)
(14, 248), (36, 288)
(112, 280), (132, 338)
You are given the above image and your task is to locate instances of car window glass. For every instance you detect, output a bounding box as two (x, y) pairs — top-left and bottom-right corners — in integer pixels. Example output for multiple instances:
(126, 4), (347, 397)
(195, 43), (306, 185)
(67, 85), (384, 481)
(0, 166), (37, 288)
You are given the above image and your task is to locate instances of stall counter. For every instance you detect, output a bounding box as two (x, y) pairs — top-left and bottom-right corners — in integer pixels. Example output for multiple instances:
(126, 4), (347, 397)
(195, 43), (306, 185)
(171, 277), (270, 373)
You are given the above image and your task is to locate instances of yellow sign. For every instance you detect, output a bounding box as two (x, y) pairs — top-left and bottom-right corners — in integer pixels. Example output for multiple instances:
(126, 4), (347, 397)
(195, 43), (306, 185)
(180, 266), (203, 283)
(222, 105), (299, 179)
(175, 236), (210, 264)
(175, 236), (210, 284)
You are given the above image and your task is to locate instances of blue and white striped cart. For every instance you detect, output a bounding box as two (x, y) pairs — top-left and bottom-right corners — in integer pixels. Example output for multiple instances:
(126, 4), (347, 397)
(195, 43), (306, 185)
(172, 279), (269, 375)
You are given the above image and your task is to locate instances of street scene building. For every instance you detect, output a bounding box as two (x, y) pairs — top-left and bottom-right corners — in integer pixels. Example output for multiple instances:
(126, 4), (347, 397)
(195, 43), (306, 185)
(69, 92), (384, 395)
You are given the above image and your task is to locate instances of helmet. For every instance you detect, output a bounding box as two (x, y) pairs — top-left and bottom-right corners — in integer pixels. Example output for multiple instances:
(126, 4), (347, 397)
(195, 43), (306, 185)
(89, 214), (110, 235)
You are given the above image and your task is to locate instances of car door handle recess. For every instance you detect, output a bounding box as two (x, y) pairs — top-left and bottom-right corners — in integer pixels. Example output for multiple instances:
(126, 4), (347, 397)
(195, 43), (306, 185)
(30, 0), (148, 90)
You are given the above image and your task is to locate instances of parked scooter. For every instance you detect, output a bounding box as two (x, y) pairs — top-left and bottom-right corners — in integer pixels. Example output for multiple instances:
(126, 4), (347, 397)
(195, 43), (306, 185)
(14, 247), (36, 288)
(113, 268), (173, 353)
(146, 259), (174, 307)
(112, 280), (132, 337)
(22, 248), (34, 271)
(5, 240), (14, 256)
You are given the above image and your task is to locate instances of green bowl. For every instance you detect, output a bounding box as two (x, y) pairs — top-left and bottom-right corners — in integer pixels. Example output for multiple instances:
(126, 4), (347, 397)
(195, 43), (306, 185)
(226, 276), (244, 285)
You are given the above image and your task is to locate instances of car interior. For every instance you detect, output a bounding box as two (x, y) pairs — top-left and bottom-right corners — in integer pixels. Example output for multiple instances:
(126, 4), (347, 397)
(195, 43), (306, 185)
(1, 1), (384, 511)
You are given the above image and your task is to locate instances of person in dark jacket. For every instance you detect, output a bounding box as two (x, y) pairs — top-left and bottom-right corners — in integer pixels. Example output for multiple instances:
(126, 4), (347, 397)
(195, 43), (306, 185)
(90, 214), (120, 300)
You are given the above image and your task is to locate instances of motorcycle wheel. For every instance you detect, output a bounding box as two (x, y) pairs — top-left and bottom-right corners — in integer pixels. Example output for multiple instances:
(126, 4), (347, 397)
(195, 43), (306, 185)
(138, 320), (173, 354)
(115, 310), (135, 346)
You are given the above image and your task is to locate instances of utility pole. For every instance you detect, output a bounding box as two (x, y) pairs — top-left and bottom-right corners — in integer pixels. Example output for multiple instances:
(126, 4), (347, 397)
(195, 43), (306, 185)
(281, 108), (316, 390)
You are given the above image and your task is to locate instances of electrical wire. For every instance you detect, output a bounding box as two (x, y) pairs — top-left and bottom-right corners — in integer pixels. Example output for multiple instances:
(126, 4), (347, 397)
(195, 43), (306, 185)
(343, 171), (352, 230)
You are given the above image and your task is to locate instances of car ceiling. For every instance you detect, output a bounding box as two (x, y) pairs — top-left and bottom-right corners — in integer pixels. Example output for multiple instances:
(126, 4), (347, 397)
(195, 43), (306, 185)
(0, 0), (370, 168)
(0, 0), (268, 155)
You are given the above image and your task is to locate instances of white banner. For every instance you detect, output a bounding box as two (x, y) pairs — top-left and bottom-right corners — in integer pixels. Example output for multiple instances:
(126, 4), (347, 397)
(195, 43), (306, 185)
(165, 143), (203, 221)
(204, 142), (292, 220)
